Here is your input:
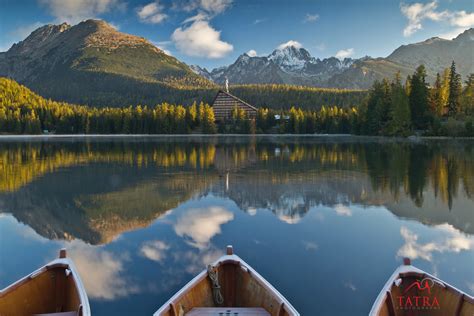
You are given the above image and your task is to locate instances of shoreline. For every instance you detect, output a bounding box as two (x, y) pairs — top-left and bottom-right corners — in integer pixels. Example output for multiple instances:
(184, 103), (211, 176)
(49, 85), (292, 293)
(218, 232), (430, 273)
(0, 134), (473, 142)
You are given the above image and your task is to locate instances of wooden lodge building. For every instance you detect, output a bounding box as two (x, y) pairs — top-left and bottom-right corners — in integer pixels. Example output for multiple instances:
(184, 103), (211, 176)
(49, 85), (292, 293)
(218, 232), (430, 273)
(211, 90), (257, 121)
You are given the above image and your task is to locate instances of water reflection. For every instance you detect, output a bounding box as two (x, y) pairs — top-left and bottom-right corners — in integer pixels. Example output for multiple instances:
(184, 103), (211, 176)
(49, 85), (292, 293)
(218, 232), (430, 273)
(398, 224), (473, 261)
(0, 138), (473, 244)
(0, 137), (473, 315)
(68, 241), (139, 300)
(174, 206), (234, 249)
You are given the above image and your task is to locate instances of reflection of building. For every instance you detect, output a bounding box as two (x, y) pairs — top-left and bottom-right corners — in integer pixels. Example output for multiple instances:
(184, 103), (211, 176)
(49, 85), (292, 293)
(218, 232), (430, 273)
(211, 90), (257, 121)
(213, 145), (257, 174)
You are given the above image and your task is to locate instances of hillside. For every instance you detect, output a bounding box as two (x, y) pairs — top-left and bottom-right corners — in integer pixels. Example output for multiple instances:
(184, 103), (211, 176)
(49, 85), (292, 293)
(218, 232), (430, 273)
(0, 77), (366, 117)
(0, 19), (214, 106)
(332, 29), (474, 89)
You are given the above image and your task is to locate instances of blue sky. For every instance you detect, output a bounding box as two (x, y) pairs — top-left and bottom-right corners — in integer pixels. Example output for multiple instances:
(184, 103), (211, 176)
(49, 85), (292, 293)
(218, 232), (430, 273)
(0, 0), (473, 69)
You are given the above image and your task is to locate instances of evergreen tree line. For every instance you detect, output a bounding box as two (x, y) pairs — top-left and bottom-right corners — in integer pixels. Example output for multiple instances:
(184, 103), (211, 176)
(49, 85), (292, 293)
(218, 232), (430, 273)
(1, 61), (473, 136)
(0, 77), (358, 135)
(359, 61), (474, 136)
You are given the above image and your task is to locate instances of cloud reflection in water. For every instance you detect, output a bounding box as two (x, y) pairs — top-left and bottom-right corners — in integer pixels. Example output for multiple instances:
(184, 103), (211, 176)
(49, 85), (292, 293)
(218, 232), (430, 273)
(397, 224), (473, 262)
(174, 206), (234, 249)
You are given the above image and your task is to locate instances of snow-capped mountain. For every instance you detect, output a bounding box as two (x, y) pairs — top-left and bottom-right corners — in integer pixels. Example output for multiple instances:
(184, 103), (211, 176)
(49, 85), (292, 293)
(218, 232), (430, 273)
(193, 29), (474, 89)
(268, 45), (313, 71)
(195, 43), (355, 87)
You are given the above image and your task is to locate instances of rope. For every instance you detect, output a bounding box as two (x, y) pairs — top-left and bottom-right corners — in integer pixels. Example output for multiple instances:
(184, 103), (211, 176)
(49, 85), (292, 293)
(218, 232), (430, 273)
(207, 264), (224, 305)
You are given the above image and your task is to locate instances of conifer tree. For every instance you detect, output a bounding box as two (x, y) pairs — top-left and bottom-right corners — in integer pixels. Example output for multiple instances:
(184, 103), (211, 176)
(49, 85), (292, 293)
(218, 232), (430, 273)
(446, 61), (462, 117)
(409, 65), (429, 129)
(389, 72), (411, 135)
(430, 73), (443, 116)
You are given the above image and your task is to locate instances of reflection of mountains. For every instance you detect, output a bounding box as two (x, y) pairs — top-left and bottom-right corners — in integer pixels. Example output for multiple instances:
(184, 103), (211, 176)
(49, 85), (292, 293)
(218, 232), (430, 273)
(0, 140), (473, 244)
(213, 170), (384, 223)
(0, 164), (216, 244)
(212, 169), (474, 234)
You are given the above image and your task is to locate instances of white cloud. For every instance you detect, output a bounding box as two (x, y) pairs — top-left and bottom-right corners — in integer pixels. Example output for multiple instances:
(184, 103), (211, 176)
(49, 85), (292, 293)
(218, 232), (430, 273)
(39, 0), (124, 24)
(137, 1), (167, 24)
(172, 18), (233, 58)
(400, 1), (474, 37)
(397, 224), (473, 262)
(450, 11), (474, 27)
(333, 204), (352, 216)
(277, 40), (303, 50)
(335, 48), (354, 60)
(253, 18), (266, 25)
(398, 226), (438, 261)
(68, 242), (139, 300)
(183, 12), (209, 23)
(246, 49), (257, 57)
(170, 0), (233, 58)
(174, 206), (234, 249)
(199, 0), (232, 15)
(140, 240), (170, 262)
(173, 0), (232, 15)
(304, 13), (319, 23)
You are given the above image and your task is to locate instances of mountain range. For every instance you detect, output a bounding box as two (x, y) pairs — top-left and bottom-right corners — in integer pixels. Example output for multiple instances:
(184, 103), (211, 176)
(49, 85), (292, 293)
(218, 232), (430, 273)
(192, 28), (474, 89)
(191, 46), (355, 87)
(0, 19), (472, 105)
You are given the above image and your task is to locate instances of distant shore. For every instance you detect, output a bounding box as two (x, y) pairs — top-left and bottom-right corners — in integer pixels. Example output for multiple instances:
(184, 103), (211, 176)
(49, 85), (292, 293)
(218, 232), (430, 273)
(0, 134), (473, 142)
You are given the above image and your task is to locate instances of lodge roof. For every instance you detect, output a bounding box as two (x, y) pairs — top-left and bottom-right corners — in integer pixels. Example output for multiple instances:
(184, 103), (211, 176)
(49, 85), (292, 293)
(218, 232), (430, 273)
(212, 90), (258, 111)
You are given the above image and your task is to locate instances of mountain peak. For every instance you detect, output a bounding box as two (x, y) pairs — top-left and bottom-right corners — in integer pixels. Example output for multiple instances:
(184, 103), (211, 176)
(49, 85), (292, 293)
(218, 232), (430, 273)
(76, 19), (116, 31)
(454, 28), (474, 41)
(60, 19), (155, 51)
(269, 45), (312, 70)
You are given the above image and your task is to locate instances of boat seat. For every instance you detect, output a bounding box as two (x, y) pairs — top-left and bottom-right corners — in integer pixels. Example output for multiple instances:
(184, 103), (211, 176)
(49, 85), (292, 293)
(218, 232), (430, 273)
(186, 307), (270, 316)
(33, 312), (78, 316)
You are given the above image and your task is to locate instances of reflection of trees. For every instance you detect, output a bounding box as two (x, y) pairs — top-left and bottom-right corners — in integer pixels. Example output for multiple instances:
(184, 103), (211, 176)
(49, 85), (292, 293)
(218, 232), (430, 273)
(1, 139), (473, 242)
(0, 141), (216, 192)
(4, 140), (471, 209)
(362, 142), (473, 210)
(407, 146), (430, 207)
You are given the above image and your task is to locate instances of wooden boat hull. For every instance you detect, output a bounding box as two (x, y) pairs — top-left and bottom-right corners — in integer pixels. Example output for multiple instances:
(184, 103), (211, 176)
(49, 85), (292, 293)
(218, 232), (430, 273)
(370, 259), (474, 316)
(154, 246), (299, 316)
(0, 249), (90, 316)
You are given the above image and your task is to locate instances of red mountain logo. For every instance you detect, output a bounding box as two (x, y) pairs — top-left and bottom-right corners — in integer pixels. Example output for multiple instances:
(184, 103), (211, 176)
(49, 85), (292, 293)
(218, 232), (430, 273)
(403, 278), (435, 295)
(397, 278), (440, 310)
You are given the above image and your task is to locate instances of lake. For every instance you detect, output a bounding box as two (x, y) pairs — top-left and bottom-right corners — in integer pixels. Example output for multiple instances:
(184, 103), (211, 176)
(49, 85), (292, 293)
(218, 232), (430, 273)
(0, 136), (473, 315)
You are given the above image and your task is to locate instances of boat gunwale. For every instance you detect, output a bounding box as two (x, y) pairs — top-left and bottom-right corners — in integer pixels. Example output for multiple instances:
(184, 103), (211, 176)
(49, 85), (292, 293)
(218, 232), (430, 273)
(0, 257), (91, 316)
(369, 264), (474, 315)
(153, 254), (299, 316)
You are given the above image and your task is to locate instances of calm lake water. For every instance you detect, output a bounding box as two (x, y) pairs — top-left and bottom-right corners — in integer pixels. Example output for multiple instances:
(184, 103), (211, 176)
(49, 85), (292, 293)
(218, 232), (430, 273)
(0, 136), (473, 315)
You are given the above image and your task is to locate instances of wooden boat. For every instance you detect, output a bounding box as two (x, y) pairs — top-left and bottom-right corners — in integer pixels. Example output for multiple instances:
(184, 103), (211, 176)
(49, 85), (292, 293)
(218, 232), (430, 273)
(154, 245), (299, 316)
(0, 249), (90, 316)
(370, 258), (474, 316)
